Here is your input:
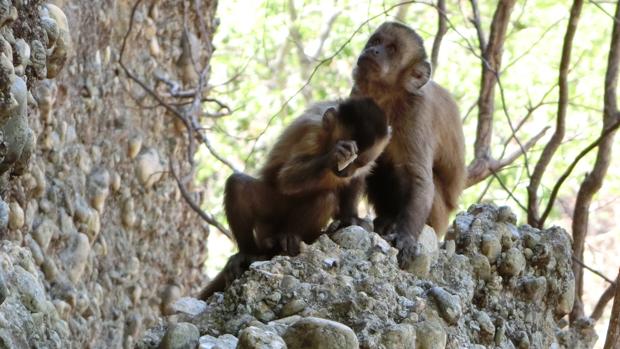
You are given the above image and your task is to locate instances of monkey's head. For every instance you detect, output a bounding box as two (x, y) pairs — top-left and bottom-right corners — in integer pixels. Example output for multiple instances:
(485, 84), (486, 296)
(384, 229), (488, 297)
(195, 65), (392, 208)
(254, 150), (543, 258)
(323, 97), (391, 177)
(353, 22), (431, 95)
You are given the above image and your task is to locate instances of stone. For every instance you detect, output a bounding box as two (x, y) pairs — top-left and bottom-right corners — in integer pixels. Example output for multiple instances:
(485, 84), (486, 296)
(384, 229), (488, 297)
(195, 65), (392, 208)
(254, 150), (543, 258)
(0, 198), (8, 229)
(171, 297), (207, 317)
(237, 326), (286, 349)
(8, 201), (24, 230)
(498, 248), (526, 278)
(429, 287), (461, 325)
(198, 334), (238, 349)
(60, 233), (91, 283)
(331, 225), (371, 250)
(283, 317), (359, 349)
(415, 320), (446, 349)
(159, 322), (199, 349)
(480, 233), (501, 263)
(135, 147), (165, 189)
(380, 323), (416, 349)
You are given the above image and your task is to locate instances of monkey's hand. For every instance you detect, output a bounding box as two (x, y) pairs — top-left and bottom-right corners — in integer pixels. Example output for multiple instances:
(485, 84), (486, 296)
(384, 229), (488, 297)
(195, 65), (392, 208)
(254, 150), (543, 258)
(224, 253), (268, 284)
(330, 140), (358, 177)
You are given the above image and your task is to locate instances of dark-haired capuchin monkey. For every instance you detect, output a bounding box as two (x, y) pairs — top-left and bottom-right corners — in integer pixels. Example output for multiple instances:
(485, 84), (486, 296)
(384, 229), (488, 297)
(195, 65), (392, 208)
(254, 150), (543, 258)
(198, 97), (391, 299)
(349, 22), (466, 269)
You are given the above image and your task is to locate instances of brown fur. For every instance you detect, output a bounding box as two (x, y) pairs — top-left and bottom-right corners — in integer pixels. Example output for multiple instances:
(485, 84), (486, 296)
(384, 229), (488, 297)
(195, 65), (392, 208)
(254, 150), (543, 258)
(351, 22), (466, 269)
(198, 97), (390, 299)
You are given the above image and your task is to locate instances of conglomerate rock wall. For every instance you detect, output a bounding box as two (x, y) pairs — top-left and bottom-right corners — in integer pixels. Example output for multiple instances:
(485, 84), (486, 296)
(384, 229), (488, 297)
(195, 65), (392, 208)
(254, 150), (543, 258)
(0, 1), (217, 347)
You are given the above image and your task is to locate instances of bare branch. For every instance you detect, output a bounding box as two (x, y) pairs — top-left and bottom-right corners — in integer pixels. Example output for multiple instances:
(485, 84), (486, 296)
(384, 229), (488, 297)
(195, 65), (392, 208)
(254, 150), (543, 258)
(571, 0), (620, 322)
(592, 282), (616, 321)
(312, 10), (341, 60)
(491, 172), (527, 212)
(430, 0), (447, 72)
(603, 269), (620, 349)
(472, 0), (517, 162)
(169, 161), (232, 240)
(527, 0), (583, 228)
(572, 256), (617, 284)
(539, 118), (620, 227)
(467, 126), (549, 187)
(468, 0), (487, 53)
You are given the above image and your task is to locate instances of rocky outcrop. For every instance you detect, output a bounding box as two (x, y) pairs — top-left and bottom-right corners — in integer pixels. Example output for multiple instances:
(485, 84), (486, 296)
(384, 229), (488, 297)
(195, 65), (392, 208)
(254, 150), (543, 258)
(139, 204), (597, 349)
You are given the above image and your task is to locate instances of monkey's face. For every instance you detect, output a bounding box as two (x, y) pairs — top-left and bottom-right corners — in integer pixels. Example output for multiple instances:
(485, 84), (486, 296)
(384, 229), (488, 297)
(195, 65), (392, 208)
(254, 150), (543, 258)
(353, 22), (432, 95)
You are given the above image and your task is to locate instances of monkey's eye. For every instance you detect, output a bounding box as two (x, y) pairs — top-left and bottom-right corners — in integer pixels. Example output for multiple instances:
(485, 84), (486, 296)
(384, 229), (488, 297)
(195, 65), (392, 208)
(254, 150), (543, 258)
(369, 38), (380, 46)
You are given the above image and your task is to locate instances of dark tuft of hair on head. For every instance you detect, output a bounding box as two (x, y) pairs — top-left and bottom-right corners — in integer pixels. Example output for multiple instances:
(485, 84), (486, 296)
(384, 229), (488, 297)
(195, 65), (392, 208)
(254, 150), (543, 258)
(337, 97), (388, 150)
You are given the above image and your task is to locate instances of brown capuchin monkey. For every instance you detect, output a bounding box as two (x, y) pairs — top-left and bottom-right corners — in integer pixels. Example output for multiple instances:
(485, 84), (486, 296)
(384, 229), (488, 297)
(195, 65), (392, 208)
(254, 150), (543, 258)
(198, 97), (391, 299)
(349, 22), (466, 269)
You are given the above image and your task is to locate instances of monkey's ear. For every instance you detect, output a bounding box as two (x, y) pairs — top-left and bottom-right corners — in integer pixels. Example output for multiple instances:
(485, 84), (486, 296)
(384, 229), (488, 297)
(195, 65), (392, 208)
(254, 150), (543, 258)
(322, 107), (337, 129)
(404, 60), (432, 94)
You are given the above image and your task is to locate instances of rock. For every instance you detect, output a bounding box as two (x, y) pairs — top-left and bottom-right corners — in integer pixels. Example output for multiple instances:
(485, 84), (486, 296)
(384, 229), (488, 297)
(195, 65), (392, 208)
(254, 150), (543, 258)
(171, 297), (207, 317)
(480, 233), (501, 263)
(380, 323), (416, 349)
(60, 233), (91, 283)
(8, 201), (24, 229)
(135, 148), (165, 189)
(237, 326), (286, 349)
(499, 248), (526, 278)
(415, 320), (446, 349)
(0, 198), (8, 229)
(330, 225), (371, 250)
(429, 287), (461, 325)
(198, 334), (238, 349)
(159, 322), (199, 349)
(280, 299), (306, 317)
(283, 317), (359, 349)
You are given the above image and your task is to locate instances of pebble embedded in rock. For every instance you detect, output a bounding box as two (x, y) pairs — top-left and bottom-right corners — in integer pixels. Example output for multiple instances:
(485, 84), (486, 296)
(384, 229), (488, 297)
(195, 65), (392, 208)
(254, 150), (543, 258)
(380, 323), (416, 349)
(135, 147), (165, 189)
(0, 198), (9, 229)
(198, 334), (238, 349)
(159, 322), (199, 349)
(8, 201), (24, 230)
(481, 233), (501, 263)
(171, 297), (207, 317)
(499, 248), (526, 278)
(60, 233), (91, 283)
(283, 317), (359, 349)
(237, 326), (287, 349)
(415, 320), (447, 349)
(330, 225), (371, 250)
(429, 286), (461, 325)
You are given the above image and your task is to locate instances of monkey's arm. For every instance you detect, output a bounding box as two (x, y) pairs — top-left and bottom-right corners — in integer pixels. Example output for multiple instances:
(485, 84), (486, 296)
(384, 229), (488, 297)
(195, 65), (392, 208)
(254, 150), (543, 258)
(392, 142), (435, 268)
(277, 140), (356, 195)
(329, 176), (372, 231)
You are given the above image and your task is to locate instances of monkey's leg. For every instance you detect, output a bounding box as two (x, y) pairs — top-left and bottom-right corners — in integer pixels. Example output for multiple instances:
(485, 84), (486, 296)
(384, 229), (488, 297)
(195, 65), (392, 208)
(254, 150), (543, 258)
(427, 184), (450, 237)
(278, 193), (337, 255)
(225, 173), (281, 254)
(328, 177), (372, 233)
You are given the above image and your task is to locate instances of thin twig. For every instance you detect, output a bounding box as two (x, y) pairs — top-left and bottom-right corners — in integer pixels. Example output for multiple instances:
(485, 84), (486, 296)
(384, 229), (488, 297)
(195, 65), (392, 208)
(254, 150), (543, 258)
(430, 0), (447, 72)
(591, 282), (616, 321)
(572, 256), (616, 284)
(169, 161), (232, 240)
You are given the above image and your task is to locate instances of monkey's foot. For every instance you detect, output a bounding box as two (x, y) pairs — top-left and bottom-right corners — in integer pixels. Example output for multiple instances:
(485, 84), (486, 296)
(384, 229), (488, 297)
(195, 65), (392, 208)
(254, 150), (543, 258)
(393, 234), (420, 270)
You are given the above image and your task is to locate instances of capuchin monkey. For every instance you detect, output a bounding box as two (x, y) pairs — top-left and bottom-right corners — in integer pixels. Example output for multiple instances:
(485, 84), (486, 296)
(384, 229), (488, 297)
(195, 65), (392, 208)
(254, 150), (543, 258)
(350, 22), (466, 269)
(198, 97), (390, 299)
